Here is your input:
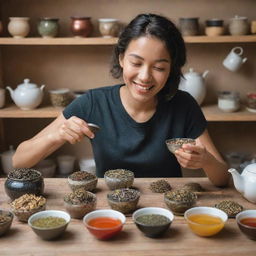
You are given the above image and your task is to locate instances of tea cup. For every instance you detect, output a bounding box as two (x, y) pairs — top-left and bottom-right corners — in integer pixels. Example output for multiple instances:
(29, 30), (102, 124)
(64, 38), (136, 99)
(223, 47), (247, 72)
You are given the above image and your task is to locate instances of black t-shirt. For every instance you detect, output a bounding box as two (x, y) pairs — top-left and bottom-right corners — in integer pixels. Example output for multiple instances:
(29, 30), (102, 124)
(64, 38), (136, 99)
(63, 84), (207, 177)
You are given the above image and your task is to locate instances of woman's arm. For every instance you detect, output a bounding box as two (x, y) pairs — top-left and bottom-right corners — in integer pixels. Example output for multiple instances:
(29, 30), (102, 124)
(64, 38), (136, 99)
(174, 129), (229, 187)
(13, 113), (94, 168)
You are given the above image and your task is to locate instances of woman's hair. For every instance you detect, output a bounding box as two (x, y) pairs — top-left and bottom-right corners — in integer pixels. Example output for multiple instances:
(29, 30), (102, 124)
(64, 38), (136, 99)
(110, 13), (186, 100)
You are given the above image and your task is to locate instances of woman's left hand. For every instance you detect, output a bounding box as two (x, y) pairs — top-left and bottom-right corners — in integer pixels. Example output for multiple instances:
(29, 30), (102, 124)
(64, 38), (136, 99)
(174, 140), (209, 169)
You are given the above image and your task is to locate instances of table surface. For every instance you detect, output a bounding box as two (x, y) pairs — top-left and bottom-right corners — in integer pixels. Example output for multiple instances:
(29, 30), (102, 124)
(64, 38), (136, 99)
(0, 177), (256, 256)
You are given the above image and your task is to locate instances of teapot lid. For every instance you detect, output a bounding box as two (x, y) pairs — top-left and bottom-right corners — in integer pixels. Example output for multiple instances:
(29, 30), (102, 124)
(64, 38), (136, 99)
(17, 79), (37, 89)
(185, 68), (200, 76)
(2, 145), (15, 156)
(244, 163), (256, 174)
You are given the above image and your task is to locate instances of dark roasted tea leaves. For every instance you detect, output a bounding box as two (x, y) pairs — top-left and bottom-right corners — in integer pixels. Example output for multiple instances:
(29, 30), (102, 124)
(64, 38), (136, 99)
(8, 168), (41, 180)
(32, 216), (66, 228)
(150, 179), (172, 193)
(69, 171), (95, 181)
(136, 214), (170, 226)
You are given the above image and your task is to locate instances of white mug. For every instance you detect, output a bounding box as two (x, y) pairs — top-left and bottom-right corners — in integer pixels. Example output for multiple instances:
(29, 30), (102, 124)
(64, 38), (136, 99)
(223, 46), (247, 72)
(0, 88), (5, 108)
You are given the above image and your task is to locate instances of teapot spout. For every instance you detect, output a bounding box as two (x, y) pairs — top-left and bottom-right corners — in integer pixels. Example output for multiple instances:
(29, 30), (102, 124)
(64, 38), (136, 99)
(40, 84), (45, 91)
(202, 70), (209, 78)
(228, 168), (244, 194)
(6, 86), (14, 100)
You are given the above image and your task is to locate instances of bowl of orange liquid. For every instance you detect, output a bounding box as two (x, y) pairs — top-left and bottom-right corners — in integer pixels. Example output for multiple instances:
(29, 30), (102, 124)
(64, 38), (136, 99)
(184, 206), (227, 237)
(83, 209), (126, 240)
(236, 210), (256, 240)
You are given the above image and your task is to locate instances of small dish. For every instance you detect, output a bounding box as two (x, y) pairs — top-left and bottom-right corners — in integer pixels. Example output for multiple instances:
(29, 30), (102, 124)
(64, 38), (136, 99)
(68, 171), (98, 192)
(236, 210), (256, 240)
(184, 206), (228, 237)
(166, 138), (195, 154)
(64, 189), (97, 219)
(164, 189), (197, 215)
(28, 210), (71, 240)
(132, 207), (174, 238)
(104, 169), (134, 190)
(0, 209), (14, 236)
(107, 188), (140, 214)
(83, 209), (126, 240)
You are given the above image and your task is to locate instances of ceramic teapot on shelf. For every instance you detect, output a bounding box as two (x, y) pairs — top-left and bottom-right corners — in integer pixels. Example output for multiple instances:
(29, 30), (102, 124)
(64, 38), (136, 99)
(6, 78), (45, 110)
(178, 68), (209, 105)
(228, 163), (256, 204)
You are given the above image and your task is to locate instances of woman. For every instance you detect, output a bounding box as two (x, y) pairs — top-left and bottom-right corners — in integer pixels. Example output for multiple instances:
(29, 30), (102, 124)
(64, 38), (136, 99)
(13, 13), (229, 186)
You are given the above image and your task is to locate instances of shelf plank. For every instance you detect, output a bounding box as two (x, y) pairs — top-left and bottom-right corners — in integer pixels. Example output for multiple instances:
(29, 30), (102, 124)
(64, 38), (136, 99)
(1, 104), (256, 121)
(0, 35), (255, 45)
(0, 105), (61, 118)
(202, 104), (256, 121)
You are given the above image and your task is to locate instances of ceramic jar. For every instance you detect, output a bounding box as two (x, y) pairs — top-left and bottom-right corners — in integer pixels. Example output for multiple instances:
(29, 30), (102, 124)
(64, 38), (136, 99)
(8, 17), (30, 38)
(251, 21), (256, 34)
(179, 17), (200, 36)
(218, 91), (240, 112)
(229, 15), (250, 35)
(98, 18), (119, 38)
(71, 17), (93, 37)
(0, 88), (5, 108)
(38, 18), (59, 38)
(205, 19), (225, 36)
(246, 92), (256, 113)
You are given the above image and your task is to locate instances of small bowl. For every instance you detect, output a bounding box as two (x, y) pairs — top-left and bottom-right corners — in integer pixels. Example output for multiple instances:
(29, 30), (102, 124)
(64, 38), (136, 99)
(236, 210), (256, 240)
(0, 209), (14, 236)
(107, 188), (140, 214)
(104, 169), (134, 190)
(184, 206), (228, 237)
(4, 169), (44, 200)
(164, 189), (197, 215)
(49, 88), (73, 107)
(12, 204), (46, 222)
(83, 209), (126, 240)
(165, 138), (195, 154)
(132, 207), (174, 238)
(68, 171), (98, 192)
(28, 210), (71, 240)
(64, 191), (97, 219)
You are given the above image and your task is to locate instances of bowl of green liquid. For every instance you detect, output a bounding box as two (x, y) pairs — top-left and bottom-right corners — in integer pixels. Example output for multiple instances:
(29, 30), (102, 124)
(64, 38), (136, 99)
(28, 210), (71, 240)
(132, 207), (174, 238)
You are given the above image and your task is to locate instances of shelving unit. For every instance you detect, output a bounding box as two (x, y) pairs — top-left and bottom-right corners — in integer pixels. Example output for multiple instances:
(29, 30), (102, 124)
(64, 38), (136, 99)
(0, 35), (255, 45)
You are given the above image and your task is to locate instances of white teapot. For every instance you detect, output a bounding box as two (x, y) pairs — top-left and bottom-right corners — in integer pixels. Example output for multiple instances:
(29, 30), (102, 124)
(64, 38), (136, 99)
(179, 68), (209, 105)
(6, 78), (45, 110)
(228, 163), (256, 204)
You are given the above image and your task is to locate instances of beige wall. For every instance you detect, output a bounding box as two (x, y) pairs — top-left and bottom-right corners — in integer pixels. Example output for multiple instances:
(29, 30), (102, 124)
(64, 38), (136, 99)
(1, 0), (256, 175)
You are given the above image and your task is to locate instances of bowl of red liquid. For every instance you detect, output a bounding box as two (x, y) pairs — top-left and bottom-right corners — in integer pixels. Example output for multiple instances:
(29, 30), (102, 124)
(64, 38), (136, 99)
(236, 210), (256, 240)
(83, 209), (126, 240)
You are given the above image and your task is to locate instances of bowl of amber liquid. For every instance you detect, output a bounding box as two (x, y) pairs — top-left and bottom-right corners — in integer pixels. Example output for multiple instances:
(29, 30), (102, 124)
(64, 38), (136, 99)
(83, 209), (126, 240)
(184, 206), (227, 237)
(236, 210), (256, 240)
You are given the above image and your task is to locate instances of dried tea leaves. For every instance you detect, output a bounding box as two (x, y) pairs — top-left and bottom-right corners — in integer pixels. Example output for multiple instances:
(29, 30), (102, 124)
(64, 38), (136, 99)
(150, 179), (172, 193)
(64, 189), (96, 205)
(10, 194), (46, 211)
(182, 182), (204, 192)
(69, 171), (96, 181)
(32, 216), (66, 228)
(215, 200), (243, 217)
(108, 188), (140, 202)
(0, 215), (11, 224)
(8, 168), (41, 180)
(105, 169), (134, 179)
(136, 214), (171, 226)
(165, 189), (197, 203)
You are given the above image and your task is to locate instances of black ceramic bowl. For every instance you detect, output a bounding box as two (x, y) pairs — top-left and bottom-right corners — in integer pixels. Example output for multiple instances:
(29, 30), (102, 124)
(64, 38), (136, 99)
(132, 207), (174, 238)
(4, 169), (44, 200)
(236, 210), (256, 240)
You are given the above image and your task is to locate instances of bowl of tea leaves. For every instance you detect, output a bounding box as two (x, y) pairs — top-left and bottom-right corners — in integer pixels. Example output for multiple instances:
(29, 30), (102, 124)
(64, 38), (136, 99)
(0, 209), (14, 236)
(165, 138), (195, 154)
(133, 207), (174, 238)
(28, 210), (71, 240)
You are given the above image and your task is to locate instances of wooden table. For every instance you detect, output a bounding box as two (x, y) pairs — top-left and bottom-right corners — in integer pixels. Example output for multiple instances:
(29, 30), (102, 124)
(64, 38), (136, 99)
(0, 178), (256, 256)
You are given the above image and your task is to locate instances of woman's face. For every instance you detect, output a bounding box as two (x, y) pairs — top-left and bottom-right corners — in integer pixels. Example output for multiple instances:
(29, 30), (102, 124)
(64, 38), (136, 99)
(119, 36), (171, 103)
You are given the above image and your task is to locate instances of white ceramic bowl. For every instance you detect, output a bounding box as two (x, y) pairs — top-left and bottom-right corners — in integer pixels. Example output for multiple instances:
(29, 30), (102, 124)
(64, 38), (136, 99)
(28, 210), (71, 240)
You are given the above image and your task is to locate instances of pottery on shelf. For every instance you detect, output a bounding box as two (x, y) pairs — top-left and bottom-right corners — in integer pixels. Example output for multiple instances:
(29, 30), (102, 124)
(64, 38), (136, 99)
(98, 18), (119, 38)
(70, 17), (93, 37)
(8, 17), (30, 38)
(38, 18), (59, 38)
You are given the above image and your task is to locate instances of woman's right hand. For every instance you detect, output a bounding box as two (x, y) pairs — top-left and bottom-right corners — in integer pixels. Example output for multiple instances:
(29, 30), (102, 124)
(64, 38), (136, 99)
(58, 116), (95, 144)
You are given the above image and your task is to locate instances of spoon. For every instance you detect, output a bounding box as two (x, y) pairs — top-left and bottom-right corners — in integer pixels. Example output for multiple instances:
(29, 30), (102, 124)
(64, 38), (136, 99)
(87, 123), (100, 134)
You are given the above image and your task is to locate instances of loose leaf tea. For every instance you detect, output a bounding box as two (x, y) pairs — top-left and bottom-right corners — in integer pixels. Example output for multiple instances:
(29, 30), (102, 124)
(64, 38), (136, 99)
(136, 214), (170, 226)
(150, 179), (172, 193)
(69, 171), (96, 181)
(165, 189), (197, 203)
(64, 188), (96, 205)
(108, 188), (140, 202)
(8, 168), (41, 180)
(215, 200), (243, 217)
(105, 169), (134, 179)
(32, 216), (66, 228)
(0, 215), (11, 224)
(182, 182), (204, 192)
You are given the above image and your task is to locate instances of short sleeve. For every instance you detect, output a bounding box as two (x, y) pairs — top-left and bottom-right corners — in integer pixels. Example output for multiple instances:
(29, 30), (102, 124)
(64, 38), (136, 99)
(62, 91), (93, 121)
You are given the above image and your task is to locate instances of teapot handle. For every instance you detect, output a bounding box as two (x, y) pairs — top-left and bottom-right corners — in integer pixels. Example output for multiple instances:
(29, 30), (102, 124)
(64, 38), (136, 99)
(40, 85), (45, 91)
(202, 70), (209, 78)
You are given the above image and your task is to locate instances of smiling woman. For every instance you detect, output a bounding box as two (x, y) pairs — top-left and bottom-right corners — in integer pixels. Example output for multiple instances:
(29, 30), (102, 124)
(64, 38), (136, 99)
(13, 13), (229, 186)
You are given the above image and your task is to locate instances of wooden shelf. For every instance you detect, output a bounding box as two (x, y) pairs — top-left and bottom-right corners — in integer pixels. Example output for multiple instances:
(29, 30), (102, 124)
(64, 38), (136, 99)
(0, 35), (255, 45)
(0, 104), (256, 121)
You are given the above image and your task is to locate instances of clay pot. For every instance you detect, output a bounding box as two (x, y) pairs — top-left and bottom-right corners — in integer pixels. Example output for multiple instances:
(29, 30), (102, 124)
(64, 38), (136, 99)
(98, 18), (119, 38)
(179, 17), (199, 36)
(70, 17), (93, 37)
(8, 17), (30, 38)
(38, 18), (59, 38)
(229, 15), (250, 35)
